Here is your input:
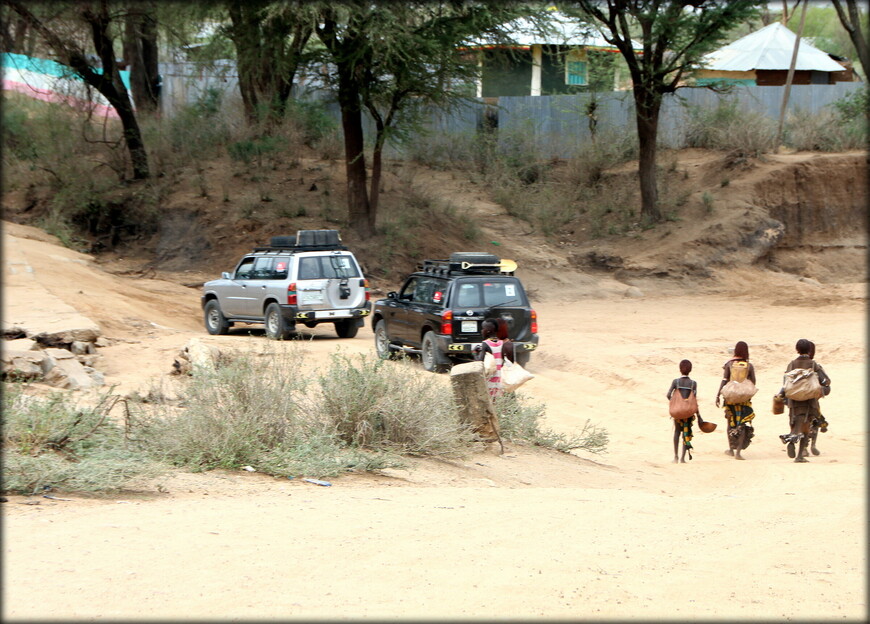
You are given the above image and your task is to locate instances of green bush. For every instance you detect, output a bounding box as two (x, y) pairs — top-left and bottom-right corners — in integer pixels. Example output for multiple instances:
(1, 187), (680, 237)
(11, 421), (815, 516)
(494, 392), (609, 454)
(286, 99), (337, 145)
(2, 385), (164, 494)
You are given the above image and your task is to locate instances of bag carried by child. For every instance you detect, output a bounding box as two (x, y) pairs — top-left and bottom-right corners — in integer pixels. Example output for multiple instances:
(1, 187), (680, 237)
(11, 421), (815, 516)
(669, 385), (699, 420)
(720, 360), (758, 404)
(782, 366), (824, 401)
(500, 358), (534, 392)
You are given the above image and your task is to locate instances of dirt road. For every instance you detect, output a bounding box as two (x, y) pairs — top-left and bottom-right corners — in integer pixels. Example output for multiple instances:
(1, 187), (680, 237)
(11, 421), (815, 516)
(3, 222), (866, 620)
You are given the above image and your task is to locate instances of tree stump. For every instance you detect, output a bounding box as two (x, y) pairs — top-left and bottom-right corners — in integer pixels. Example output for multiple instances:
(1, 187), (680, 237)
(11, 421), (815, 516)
(450, 361), (501, 446)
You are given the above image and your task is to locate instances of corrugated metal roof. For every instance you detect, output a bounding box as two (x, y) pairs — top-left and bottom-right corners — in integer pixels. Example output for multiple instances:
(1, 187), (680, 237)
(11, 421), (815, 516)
(466, 11), (641, 50)
(702, 22), (845, 72)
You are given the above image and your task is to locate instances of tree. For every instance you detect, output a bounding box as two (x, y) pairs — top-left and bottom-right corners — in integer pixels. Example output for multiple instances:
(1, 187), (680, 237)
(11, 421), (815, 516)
(123, 0), (160, 113)
(314, 1), (529, 237)
(3, 0), (150, 179)
(224, 0), (315, 127)
(568, 0), (761, 222)
(831, 0), (869, 81)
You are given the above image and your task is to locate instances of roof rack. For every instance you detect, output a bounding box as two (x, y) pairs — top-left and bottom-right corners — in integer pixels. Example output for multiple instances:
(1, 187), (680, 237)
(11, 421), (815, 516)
(420, 259), (512, 276)
(251, 243), (348, 253)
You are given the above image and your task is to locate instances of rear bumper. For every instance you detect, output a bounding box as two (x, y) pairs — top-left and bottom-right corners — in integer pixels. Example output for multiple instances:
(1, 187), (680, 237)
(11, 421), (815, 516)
(292, 304), (371, 323)
(439, 334), (539, 356)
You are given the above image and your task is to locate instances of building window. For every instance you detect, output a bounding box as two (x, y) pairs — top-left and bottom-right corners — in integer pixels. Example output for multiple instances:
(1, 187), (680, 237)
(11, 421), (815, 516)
(565, 48), (588, 86)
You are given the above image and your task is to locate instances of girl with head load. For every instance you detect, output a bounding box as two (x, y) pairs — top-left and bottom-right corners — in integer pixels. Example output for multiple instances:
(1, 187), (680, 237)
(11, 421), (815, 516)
(716, 341), (756, 460)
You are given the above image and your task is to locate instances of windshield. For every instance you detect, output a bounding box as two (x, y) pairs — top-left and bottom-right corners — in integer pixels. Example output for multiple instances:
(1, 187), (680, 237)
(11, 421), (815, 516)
(453, 279), (526, 308)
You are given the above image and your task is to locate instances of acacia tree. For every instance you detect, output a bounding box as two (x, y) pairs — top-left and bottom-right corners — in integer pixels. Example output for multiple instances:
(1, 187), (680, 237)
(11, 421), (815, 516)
(224, 0), (315, 127)
(314, 1), (529, 237)
(3, 0), (150, 179)
(831, 0), (869, 81)
(569, 0), (761, 222)
(123, 1), (160, 113)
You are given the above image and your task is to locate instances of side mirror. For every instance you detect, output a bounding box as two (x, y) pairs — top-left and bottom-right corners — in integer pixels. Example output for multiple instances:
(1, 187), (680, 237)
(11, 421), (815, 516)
(387, 291), (398, 299)
(222, 272), (231, 279)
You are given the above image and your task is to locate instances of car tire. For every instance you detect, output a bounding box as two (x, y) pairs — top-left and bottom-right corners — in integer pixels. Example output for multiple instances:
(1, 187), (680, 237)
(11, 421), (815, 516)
(374, 320), (398, 359)
(265, 303), (293, 340)
(204, 299), (230, 335)
(335, 319), (359, 338)
(514, 349), (530, 367)
(421, 331), (451, 373)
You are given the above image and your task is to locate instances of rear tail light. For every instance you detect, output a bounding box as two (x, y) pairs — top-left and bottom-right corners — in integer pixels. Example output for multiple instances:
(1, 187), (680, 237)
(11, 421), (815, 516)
(360, 278), (370, 301)
(440, 310), (453, 335)
(287, 282), (297, 305)
(530, 309), (538, 334)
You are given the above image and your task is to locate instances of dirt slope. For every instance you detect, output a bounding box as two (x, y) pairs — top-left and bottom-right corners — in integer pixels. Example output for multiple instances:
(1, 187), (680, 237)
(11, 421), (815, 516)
(2, 202), (866, 620)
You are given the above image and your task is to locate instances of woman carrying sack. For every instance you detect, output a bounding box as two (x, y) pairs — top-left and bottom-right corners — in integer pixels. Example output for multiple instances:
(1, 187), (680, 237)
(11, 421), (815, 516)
(716, 341), (758, 460)
(667, 359), (704, 463)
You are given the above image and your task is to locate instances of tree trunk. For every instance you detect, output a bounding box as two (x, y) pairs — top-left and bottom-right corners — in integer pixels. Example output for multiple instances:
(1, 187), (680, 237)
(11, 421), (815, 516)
(634, 89), (662, 223)
(449, 361), (500, 441)
(833, 0), (870, 82)
(123, 9), (160, 113)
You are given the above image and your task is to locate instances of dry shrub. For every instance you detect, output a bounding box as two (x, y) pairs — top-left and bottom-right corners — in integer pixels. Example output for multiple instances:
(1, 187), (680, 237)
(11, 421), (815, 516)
(316, 352), (473, 456)
(2, 385), (164, 494)
(683, 100), (777, 156)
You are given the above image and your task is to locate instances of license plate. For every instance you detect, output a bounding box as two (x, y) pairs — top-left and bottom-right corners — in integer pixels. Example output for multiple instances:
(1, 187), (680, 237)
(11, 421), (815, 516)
(461, 320), (477, 333)
(315, 310), (351, 319)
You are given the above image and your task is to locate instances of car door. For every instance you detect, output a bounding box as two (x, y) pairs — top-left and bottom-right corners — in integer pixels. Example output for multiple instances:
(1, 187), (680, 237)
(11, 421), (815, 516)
(407, 276), (448, 347)
(295, 252), (364, 317)
(388, 276), (419, 343)
(221, 256), (257, 316)
(244, 256), (277, 317)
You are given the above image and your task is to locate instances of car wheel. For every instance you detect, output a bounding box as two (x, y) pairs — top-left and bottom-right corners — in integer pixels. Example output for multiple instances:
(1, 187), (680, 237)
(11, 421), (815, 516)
(421, 331), (450, 373)
(515, 349), (530, 367)
(204, 300), (230, 335)
(335, 319), (359, 338)
(265, 303), (293, 340)
(374, 320), (397, 359)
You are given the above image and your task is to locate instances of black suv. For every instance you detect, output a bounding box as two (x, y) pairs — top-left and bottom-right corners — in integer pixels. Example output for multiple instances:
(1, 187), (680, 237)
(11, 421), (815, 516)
(371, 253), (538, 372)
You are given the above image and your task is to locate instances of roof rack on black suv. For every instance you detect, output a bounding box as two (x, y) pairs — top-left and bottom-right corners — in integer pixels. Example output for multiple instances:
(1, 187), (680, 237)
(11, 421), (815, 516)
(371, 252), (537, 373)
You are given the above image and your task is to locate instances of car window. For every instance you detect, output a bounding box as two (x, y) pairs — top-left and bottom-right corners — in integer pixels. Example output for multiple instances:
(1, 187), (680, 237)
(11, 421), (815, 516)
(273, 260), (289, 279)
(454, 280), (524, 307)
(234, 257), (256, 279)
(251, 257), (275, 279)
(400, 277), (419, 300)
(410, 277), (447, 305)
(298, 255), (360, 280)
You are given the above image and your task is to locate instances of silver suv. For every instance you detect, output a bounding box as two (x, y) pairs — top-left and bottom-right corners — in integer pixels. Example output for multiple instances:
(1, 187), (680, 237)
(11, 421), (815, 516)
(201, 230), (370, 339)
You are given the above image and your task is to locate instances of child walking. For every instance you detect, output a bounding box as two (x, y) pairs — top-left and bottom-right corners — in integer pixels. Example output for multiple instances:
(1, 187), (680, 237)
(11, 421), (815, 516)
(667, 359), (701, 463)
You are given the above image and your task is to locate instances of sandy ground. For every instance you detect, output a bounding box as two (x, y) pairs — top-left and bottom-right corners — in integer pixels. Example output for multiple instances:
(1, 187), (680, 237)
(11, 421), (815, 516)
(2, 221), (866, 621)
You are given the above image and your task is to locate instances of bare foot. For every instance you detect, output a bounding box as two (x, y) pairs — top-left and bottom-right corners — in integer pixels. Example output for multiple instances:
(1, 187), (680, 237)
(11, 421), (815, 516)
(724, 449), (734, 456)
(811, 447), (820, 456)
(672, 458), (679, 464)
(795, 457), (809, 463)
(680, 458), (686, 463)
(735, 453), (745, 460)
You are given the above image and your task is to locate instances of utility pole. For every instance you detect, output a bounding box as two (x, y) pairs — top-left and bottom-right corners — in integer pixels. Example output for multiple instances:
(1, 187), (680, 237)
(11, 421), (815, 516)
(776, 0), (809, 151)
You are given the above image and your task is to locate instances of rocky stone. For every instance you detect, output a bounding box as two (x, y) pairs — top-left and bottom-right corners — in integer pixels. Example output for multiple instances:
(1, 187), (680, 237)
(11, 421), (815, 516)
(173, 338), (222, 375)
(43, 355), (98, 389)
(94, 336), (112, 348)
(33, 328), (101, 348)
(1, 350), (47, 381)
(4, 338), (38, 351)
(70, 340), (96, 355)
(799, 276), (822, 287)
(624, 286), (644, 298)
